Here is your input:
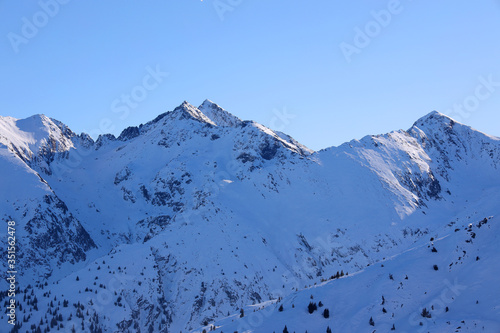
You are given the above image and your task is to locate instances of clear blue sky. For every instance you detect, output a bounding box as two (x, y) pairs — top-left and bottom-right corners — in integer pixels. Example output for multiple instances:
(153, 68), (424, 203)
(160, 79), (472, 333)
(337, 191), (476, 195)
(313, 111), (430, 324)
(1, 1), (499, 150)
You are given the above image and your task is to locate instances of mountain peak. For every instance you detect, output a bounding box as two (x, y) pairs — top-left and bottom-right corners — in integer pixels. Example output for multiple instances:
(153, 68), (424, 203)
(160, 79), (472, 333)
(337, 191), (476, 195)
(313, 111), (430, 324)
(171, 101), (217, 126)
(412, 110), (456, 130)
(0, 113), (75, 168)
(201, 98), (215, 106)
(17, 113), (51, 130)
(198, 99), (242, 127)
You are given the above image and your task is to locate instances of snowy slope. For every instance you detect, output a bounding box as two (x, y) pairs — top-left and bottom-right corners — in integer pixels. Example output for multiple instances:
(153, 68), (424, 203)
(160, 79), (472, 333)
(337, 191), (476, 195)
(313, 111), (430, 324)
(0, 115), (95, 282)
(209, 213), (500, 333)
(0, 103), (499, 332)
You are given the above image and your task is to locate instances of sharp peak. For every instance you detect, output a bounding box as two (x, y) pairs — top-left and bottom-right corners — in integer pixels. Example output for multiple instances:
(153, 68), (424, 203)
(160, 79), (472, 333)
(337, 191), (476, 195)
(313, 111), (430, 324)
(176, 100), (196, 110)
(15, 114), (61, 132)
(15, 114), (76, 135)
(170, 100), (199, 115)
(199, 99), (220, 108)
(408, 111), (464, 135)
(26, 113), (47, 118)
(410, 111), (499, 142)
(412, 110), (458, 127)
(133, 100), (217, 135)
(201, 98), (214, 104)
(171, 101), (217, 126)
(21, 113), (50, 122)
(198, 99), (242, 127)
(142, 99), (239, 130)
(198, 99), (225, 112)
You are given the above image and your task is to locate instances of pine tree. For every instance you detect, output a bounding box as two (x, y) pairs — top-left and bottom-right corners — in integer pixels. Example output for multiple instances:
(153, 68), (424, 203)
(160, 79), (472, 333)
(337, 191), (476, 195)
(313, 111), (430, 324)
(308, 302), (318, 314)
(283, 325), (289, 333)
(323, 308), (330, 318)
(421, 307), (431, 318)
(278, 304), (284, 312)
(326, 327), (332, 333)
(369, 316), (375, 326)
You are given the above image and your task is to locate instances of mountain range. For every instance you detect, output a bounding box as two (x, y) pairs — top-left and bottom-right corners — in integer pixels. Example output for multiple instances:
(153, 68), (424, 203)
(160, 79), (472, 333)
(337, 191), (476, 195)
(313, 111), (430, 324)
(1, 100), (499, 332)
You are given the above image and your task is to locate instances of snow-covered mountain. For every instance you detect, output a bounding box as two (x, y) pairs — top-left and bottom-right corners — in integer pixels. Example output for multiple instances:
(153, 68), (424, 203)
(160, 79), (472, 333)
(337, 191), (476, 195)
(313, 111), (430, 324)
(0, 101), (499, 332)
